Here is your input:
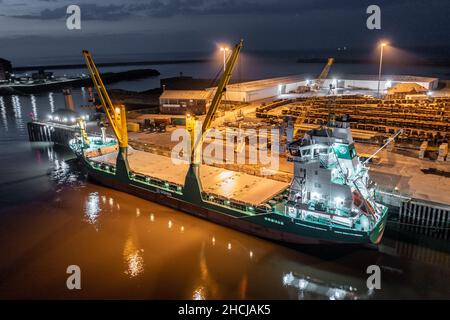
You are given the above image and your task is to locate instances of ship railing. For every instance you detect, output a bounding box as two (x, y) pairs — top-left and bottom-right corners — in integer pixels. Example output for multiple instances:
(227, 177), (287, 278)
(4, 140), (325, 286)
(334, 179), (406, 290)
(203, 192), (259, 215)
(129, 171), (183, 194)
(287, 203), (364, 230)
(88, 160), (116, 175)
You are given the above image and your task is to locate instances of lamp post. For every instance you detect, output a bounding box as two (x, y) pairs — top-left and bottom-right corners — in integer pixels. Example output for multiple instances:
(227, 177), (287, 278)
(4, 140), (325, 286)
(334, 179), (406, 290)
(377, 42), (388, 98)
(220, 47), (229, 72)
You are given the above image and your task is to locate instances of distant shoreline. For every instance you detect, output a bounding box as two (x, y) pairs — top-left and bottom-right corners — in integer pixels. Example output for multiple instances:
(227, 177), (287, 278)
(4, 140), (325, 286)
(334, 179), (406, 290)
(0, 68), (160, 95)
(12, 58), (210, 72)
(296, 58), (450, 67)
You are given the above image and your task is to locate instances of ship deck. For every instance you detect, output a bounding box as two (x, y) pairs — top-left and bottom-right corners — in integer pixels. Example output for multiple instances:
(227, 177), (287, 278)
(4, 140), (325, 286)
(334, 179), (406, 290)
(90, 147), (289, 206)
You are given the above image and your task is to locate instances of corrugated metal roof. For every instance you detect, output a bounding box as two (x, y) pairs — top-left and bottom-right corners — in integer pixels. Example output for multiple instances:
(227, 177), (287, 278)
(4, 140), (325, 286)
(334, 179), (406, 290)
(224, 74), (308, 92)
(220, 74), (438, 93)
(328, 74), (438, 83)
(160, 90), (212, 100)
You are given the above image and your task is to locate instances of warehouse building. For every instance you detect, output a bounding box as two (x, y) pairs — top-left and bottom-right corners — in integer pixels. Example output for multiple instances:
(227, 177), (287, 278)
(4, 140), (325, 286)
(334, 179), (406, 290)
(159, 89), (212, 115)
(221, 75), (308, 102)
(323, 74), (438, 92)
(158, 74), (439, 105)
(223, 74), (439, 102)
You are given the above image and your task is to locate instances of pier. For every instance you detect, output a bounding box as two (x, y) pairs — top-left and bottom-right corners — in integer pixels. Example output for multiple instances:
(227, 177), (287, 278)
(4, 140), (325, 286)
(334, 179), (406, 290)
(27, 121), (76, 145)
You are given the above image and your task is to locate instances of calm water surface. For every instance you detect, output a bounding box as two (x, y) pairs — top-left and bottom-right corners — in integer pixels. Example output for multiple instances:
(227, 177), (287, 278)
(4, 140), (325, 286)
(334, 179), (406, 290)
(1, 64), (450, 299)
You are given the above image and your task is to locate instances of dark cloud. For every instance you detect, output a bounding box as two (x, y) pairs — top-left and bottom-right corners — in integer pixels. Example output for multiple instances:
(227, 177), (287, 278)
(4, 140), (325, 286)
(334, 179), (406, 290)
(12, 3), (128, 21)
(7, 0), (418, 20)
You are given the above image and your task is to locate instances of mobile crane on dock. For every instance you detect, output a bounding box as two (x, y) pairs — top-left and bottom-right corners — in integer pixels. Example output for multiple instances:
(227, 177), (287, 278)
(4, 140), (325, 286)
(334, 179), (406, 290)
(311, 58), (334, 91)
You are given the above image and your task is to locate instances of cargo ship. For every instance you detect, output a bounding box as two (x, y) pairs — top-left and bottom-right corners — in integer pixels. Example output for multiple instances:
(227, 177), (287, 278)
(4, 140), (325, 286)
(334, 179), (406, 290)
(69, 42), (387, 246)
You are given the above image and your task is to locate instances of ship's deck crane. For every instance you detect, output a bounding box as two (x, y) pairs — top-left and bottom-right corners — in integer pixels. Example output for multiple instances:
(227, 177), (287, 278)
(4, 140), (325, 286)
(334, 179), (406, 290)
(311, 57), (334, 91)
(77, 117), (90, 147)
(184, 39), (243, 202)
(82, 50), (128, 148)
(188, 39), (243, 163)
(82, 50), (129, 177)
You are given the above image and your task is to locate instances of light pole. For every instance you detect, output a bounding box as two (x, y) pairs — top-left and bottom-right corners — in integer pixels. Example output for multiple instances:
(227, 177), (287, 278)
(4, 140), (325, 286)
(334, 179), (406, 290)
(377, 42), (388, 98)
(220, 47), (229, 72)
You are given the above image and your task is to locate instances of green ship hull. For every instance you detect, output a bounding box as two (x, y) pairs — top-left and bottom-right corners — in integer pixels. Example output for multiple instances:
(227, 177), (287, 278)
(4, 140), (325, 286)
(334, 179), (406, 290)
(76, 151), (387, 246)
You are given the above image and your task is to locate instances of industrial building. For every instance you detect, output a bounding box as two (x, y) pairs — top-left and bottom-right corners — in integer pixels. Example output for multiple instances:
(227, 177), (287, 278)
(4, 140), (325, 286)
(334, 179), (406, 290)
(159, 89), (212, 115)
(323, 74), (438, 92)
(156, 72), (439, 105)
(221, 75), (309, 102)
(0, 58), (12, 81)
(212, 74), (439, 103)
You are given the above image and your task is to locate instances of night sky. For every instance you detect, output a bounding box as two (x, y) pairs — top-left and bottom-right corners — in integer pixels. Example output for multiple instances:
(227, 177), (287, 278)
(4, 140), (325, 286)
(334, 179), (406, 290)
(0, 0), (449, 62)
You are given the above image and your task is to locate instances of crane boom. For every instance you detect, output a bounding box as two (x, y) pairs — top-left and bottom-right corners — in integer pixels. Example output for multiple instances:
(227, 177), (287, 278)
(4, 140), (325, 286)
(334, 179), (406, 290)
(313, 57), (334, 91)
(77, 118), (90, 147)
(190, 39), (243, 162)
(82, 50), (128, 148)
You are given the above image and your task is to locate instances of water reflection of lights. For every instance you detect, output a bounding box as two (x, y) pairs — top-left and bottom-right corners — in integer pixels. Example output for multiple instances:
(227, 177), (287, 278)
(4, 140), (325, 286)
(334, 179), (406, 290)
(282, 272), (372, 300)
(212, 236), (216, 245)
(46, 145), (54, 161)
(136, 208), (140, 217)
(50, 159), (80, 186)
(11, 95), (23, 131)
(150, 213), (154, 222)
(30, 95), (37, 118)
(48, 92), (55, 113)
(84, 192), (101, 226)
(249, 251), (253, 259)
(123, 237), (145, 278)
(109, 197), (114, 206)
(193, 287), (205, 300)
(0, 96), (7, 131)
(101, 195), (106, 204)
(12, 96), (22, 119)
(180, 225), (185, 232)
(168, 220), (173, 229)
(227, 242), (232, 250)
